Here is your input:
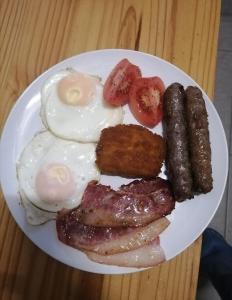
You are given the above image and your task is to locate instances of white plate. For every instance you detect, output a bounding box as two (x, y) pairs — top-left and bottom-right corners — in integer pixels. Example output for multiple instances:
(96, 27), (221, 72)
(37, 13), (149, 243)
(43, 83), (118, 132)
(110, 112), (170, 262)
(0, 49), (228, 274)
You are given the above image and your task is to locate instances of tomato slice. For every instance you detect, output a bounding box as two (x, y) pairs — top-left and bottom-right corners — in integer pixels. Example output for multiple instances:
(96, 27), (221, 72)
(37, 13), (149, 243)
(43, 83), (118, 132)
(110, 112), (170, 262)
(103, 59), (141, 106)
(129, 77), (165, 128)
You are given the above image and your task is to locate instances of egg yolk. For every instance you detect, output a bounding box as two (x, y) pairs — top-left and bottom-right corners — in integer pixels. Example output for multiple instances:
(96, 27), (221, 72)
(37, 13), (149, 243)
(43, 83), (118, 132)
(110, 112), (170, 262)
(57, 72), (98, 106)
(35, 163), (75, 204)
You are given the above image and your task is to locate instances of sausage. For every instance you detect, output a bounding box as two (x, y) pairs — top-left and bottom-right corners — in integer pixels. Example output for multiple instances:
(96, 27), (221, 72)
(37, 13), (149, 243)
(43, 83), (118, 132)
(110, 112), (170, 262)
(163, 83), (193, 201)
(185, 86), (213, 193)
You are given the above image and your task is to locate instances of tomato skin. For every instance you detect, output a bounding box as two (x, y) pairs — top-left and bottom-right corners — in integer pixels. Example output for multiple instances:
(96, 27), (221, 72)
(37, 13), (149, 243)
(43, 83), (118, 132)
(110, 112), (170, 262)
(103, 59), (141, 106)
(129, 77), (165, 128)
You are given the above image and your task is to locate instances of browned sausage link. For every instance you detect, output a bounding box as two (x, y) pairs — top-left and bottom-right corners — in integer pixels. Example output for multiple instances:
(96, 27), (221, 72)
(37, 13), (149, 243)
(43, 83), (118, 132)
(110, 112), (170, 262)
(185, 86), (213, 193)
(163, 83), (193, 202)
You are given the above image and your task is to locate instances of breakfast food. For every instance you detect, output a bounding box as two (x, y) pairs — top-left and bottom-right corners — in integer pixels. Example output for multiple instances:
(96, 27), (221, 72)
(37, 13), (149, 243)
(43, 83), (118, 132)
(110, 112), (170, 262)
(103, 58), (141, 106)
(20, 190), (56, 225)
(163, 83), (213, 201)
(57, 178), (172, 266)
(56, 208), (169, 255)
(129, 76), (165, 127)
(40, 69), (123, 142)
(86, 238), (165, 268)
(17, 131), (100, 222)
(163, 83), (194, 202)
(96, 124), (166, 178)
(104, 59), (165, 128)
(77, 178), (175, 227)
(185, 86), (213, 193)
(15, 57), (214, 269)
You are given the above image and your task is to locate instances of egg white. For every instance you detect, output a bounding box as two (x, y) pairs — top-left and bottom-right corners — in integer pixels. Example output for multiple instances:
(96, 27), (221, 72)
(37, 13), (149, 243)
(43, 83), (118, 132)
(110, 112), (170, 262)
(40, 69), (123, 142)
(17, 131), (100, 213)
(20, 190), (56, 225)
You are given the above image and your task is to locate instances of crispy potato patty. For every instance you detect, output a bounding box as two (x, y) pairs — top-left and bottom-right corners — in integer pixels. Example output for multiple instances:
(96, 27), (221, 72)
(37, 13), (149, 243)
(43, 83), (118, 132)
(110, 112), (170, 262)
(96, 124), (166, 178)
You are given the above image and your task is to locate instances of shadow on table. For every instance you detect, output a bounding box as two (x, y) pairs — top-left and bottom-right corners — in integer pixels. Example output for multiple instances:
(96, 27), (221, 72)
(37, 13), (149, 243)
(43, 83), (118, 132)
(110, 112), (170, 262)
(0, 269), (104, 300)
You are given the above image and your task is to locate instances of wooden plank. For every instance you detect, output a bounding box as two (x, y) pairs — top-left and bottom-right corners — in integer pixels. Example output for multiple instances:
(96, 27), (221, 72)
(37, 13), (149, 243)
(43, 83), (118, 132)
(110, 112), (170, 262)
(0, 0), (220, 299)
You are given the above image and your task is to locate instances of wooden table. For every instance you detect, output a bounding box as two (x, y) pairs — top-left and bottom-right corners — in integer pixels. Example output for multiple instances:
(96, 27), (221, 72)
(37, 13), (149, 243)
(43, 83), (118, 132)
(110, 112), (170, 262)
(0, 1), (221, 299)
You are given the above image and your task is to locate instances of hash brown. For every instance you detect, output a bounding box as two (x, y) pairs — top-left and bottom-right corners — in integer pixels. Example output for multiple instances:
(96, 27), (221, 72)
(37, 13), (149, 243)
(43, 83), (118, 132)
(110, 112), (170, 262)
(96, 124), (166, 178)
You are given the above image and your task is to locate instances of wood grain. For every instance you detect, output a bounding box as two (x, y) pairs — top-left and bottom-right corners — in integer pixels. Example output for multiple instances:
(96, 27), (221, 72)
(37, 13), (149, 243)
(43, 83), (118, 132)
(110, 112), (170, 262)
(0, 0), (220, 299)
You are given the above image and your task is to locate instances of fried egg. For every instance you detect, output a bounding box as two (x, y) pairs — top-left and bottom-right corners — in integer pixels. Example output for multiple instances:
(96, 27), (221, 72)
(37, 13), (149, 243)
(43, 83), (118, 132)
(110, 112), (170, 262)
(20, 190), (56, 225)
(40, 69), (123, 142)
(17, 131), (100, 214)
